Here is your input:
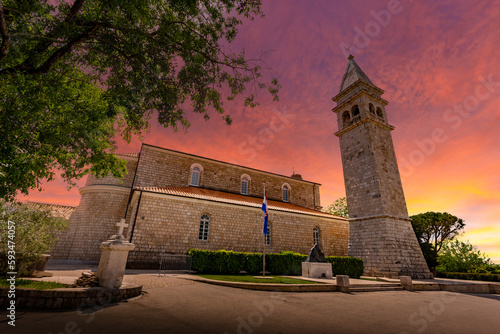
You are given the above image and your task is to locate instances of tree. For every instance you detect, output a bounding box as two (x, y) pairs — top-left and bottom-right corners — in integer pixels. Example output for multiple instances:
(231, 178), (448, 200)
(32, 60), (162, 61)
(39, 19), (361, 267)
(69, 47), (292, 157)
(0, 0), (279, 201)
(324, 197), (349, 218)
(0, 201), (68, 276)
(437, 240), (497, 273)
(410, 211), (465, 271)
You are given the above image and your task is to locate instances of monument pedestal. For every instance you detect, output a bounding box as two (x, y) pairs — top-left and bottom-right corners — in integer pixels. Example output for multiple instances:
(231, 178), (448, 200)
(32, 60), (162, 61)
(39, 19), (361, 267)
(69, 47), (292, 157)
(302, 262), (333, 279)
(97, 235), (135, 289)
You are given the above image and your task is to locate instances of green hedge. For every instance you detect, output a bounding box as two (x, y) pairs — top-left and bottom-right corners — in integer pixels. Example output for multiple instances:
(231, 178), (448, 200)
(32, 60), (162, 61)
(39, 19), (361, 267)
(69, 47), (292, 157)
(326, 256), (364, 279)
(436, 271), (500, 282)
(188, 249), (245, 274)
(188, 249), (364, 277)
(244, 253), (263, 275)
(266, 251), (307, 275)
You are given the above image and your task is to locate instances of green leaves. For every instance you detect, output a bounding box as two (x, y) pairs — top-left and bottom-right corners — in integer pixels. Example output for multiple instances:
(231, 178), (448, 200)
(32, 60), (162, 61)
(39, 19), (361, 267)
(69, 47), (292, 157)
(324, 197), (349, 218)
(0, 66), (125, 200)
(436, 240), (496, 273)
(0, 0), (278, 200)
(0, 201), (68, 276)
(410, 211), (466, 271)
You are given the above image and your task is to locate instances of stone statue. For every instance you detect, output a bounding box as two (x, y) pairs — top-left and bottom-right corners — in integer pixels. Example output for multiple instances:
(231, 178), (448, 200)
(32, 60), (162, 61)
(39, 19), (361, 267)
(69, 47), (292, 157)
(305, 243), (327, 263)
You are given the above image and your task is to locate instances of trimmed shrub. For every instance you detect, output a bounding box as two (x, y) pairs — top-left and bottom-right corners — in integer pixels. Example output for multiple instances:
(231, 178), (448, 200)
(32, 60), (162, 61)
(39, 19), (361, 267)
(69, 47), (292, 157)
(436, 271), (500, 282)
(266, 251), (307, 275)
(245, 253), (263, 275)
(188, 248), (364, 278)
(188, 249), (245, 274)
(326, 256), (364, 279)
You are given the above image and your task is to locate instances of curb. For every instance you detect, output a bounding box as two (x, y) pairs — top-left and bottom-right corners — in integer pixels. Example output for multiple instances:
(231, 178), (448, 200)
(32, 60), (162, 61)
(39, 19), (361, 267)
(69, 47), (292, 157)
(183, 276), (339, 292)
(0, 284), (143, 310)
(182, 276), (500, 294)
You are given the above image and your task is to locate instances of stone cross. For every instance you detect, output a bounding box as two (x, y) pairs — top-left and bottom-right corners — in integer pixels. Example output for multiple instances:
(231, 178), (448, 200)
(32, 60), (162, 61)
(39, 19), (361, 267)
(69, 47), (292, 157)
(116, 219), (128, 237)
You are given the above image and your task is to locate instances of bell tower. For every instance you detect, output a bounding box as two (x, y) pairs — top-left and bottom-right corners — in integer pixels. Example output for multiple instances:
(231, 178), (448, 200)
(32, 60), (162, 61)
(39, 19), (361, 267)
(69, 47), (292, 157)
(332, 55), (432, 279)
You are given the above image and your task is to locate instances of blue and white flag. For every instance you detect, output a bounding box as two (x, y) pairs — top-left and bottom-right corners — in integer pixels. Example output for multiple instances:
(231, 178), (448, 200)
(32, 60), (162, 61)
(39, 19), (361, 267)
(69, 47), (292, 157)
(262, 190), (268, 235)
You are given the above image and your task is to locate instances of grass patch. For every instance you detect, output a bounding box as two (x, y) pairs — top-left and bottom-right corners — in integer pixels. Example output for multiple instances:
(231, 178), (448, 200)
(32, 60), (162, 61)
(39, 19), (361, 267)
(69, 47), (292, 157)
(197, 274), (322, 284)
(0, 278), (68, 290)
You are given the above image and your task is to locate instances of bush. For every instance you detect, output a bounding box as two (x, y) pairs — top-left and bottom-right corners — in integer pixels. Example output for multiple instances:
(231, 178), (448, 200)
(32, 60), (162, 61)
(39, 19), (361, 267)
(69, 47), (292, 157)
(436, 271), (500, 282)
(437, 240), (492, 273)
(266, 251), (307, 275)
(245, 253), (263, 275)
(0, 201), (68, 277)
(326, 256), (364, 279)
(188, 249), (245, 274)
(188, 248), (364, 277)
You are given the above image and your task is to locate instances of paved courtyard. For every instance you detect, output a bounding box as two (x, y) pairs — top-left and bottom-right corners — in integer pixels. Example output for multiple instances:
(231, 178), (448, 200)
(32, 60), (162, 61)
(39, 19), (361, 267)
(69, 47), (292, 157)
(2, 269), (500, 334)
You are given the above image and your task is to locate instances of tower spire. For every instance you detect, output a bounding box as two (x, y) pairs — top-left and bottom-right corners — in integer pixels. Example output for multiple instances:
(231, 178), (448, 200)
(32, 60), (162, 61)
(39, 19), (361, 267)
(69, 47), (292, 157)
(339, 55), (376, 93)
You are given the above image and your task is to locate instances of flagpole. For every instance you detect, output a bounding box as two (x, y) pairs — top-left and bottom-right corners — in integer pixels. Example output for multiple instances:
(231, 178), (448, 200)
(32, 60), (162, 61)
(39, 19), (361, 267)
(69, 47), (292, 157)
(263, 233), (266, 277)
(262, 186), (266, 277)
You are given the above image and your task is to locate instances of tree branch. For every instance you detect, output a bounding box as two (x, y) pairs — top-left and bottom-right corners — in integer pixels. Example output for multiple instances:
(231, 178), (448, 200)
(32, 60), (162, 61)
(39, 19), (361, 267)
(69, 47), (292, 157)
(0, 24), (100, 75)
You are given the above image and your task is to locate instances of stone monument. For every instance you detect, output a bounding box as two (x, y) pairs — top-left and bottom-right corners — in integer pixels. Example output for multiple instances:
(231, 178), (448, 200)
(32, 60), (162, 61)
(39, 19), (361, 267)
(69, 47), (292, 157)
(96, 219), (135, 289)
(301, 244), (333, 278)
(332, 55), (432, 279)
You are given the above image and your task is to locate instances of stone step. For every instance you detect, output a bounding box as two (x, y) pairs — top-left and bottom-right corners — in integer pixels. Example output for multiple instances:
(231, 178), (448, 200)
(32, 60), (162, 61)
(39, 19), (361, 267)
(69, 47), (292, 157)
(351, 283), (402, 288)
(349, 286), (404, 292)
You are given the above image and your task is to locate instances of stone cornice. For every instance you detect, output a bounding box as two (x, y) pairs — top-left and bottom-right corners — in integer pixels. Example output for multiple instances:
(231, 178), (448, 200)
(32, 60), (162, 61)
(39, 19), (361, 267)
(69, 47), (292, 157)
(349, 214), (411, 222)
(332, 89), (388, 114)
(334, 116), (395, 137)
(333, 79), (385, 103)
(79, 185), (131, 195)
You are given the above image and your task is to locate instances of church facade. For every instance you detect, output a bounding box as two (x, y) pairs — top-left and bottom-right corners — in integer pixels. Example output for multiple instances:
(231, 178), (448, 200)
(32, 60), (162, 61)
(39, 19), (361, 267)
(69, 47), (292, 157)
(51, 144), (349, 267)
(51, 56), (432, 278)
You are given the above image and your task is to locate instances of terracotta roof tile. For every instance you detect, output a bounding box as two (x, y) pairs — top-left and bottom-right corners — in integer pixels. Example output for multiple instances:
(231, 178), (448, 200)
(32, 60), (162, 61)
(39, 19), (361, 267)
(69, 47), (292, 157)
(25, 202), (76, 219)
(116, 152), (139, 158)
(136, 186), (345, 220)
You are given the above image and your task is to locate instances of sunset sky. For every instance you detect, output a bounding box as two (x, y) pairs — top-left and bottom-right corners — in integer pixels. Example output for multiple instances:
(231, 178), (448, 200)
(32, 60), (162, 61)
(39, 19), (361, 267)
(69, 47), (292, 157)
(24, 0), (500, 263)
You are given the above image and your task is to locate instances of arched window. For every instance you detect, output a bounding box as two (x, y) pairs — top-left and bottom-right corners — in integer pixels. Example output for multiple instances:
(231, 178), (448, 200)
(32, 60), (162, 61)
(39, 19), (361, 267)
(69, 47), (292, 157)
(189, 163), (203, 186)
(342, 110), (350, 124)
(282, 183), (290, 202)
(376, 107), (384, 119)
(351, 105), (360, 117)
(241, 174), (250, 195)
(313, 227), (320, 245)
(198, 214), (210, 241)
(265, 221), (271, 246)
(369, 103), (375, 114)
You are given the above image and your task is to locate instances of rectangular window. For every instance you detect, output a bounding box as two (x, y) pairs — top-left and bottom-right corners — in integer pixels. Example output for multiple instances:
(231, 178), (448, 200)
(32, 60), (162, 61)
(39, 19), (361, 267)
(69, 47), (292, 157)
(199, 215), (210, 241)
(241, 180), (248, 195)
(190, 169), (200, 186)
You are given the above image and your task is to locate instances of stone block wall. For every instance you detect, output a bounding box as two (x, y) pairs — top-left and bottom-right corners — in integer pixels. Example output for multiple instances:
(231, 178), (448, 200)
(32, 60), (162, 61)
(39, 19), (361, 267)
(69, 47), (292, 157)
(339, 120), (408, 219)
(133, 144), (320, 210)
(50, 156), (138, 261)
(348, 216), (432, 279)
(50, 187), (131, 261)
(124, 192), (348, 268)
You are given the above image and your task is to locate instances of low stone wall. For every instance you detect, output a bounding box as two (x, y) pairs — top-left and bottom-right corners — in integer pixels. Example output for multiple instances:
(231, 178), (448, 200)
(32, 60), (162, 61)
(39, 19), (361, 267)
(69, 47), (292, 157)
(0, 285), (142, 310)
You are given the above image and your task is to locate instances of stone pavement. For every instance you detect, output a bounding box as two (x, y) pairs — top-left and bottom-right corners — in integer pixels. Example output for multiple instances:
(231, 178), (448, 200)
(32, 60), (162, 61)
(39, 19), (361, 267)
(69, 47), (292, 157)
(2, 274), (500, 334)
(29, 263), (200, 290)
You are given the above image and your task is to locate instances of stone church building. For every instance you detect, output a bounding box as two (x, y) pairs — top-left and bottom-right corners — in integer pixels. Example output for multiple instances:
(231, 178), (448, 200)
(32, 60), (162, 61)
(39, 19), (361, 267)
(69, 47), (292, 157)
(51, 55), (431, 278)
(51, 144), (349, 268)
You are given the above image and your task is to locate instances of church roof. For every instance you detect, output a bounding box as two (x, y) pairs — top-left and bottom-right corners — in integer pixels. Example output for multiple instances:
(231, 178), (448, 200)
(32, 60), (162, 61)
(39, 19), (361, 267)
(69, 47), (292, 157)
(25, 201), (76, 219)
(116, 152), (140, 158)
(339, 55), (375, 93)
(135, 186), (345, 220)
